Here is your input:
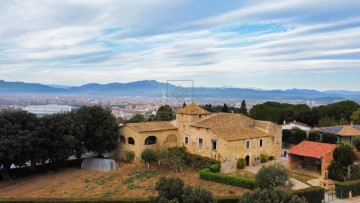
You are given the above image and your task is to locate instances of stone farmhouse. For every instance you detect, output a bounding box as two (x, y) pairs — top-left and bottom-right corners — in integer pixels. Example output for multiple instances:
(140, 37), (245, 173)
(118, 103), (282, 170)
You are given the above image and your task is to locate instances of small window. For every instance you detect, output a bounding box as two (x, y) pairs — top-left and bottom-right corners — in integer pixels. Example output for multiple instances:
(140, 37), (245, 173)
(260, 139), (263, 147)
(185, 136), (189, 144)
(199, 115), (202, 118)
(246, 140), (250, 149)
(128, 137), (135, 145)
(119, 135), (125, 144)
(211, 140), (217, 150)
(199, 138), (203, 147)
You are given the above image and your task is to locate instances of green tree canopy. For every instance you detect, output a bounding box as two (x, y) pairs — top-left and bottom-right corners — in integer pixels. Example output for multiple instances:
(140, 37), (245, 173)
(321, 133), (338, 144)
(221, 103), (229, 113)
(318, 100), (360, 124)
(351, 108), (360, 124)
(255, 163), (293, 190)
(125, 114), (145, 123)
(239, 99), (248, 116)
(249, 102), (312, 126)
(156, 105), (174, 121)
(0, 110), (39, 180)
(141, 148), (158, 169)
(39, 113), (77, 169)
(308, 131), (320, 141)
(76, 106), (118, 157)
(333, 144), (356, 167)
(353, 137), (360, 151)
(153, 177), (213, 203)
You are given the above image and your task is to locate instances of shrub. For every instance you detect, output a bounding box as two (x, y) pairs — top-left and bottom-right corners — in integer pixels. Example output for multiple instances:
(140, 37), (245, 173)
(237, 158), (246, 169)
(269, 156), (274, 161)
(292, 186), (325, 203)
(182, 185), (213, 203)
(322, 133), (338, 144)
(185, 152), (218, 170)
(155, 177), (184, 200)
(239, 188), (306, 203)
(282, 129), (292, 142)
(287, 137), (298, 145)
(141, 148), (158, 169)
(336, 179), (360, 198)
(308, 131), (320, 141)
(353, 137), (360, 151)
(209, 163), (221, 173)
(293, 129), (307, 144)
(124, 150), (135, 163)
(255, 163), (293, 190)
(153, 177), (213, 202)
(350, 165), (360, 180)
(260, 153), (269, 163)
(199, 168), (256, 190)
(328, 161), (348, 181)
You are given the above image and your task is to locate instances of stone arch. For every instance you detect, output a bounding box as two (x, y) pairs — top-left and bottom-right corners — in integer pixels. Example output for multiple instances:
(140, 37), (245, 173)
(128, 137), (135, 145)
(119, 135), (125, 144)
(144, 136), (157, 145)
(163, 134), (177, 147)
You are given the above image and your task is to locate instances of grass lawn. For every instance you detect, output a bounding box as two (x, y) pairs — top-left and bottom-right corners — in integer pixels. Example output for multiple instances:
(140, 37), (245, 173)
(288, 170), (318, 183)
(228, 169), (256, 179)
(0, 163), (250, 199)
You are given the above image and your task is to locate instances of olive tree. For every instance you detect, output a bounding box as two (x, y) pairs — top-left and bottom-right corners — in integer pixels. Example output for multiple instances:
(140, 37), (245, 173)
(255, 163), (293, 190)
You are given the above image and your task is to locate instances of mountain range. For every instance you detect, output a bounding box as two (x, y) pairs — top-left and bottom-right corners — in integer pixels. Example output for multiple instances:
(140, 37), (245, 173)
(1, 80), (360, 103)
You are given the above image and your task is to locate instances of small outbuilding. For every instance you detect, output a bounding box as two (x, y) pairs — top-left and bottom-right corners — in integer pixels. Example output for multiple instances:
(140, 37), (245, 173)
(288, 141), (336, 177)
(81, 158), (117, 172)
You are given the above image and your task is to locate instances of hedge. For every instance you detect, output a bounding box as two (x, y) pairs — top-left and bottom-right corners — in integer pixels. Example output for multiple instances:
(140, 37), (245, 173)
(209, 163), (221, 173)
(292, 186), (324, 203)
(199, 168), (256, 190)
(336, 179), (360, 198)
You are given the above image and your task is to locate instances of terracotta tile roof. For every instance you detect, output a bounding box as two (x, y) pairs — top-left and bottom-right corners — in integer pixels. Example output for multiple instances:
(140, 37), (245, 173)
(176, 103), (210, 115)
(317, 125), (360, 136)
(288, 141), (336, 159)
(190, 113), (253, 129)
(211, 127), (269, 141)
(126, 121), (177, 132)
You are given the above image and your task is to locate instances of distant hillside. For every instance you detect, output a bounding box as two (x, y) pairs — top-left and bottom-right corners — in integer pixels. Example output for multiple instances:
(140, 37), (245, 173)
(0, 80), (359, 103)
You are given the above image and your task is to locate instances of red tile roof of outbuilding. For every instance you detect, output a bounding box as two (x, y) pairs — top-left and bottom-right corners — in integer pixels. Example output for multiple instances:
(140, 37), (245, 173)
(288, 141), (336, 159)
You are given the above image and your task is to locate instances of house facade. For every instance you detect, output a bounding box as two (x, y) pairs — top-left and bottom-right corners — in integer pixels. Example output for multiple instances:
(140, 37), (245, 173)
(118, 103), (282, 168)
(282, 121), (311, 136)
(316, 125), (360, 145)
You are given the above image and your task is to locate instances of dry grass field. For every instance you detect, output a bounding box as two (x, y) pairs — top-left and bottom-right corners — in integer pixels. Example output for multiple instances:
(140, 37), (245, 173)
(0, 163), (249, 200)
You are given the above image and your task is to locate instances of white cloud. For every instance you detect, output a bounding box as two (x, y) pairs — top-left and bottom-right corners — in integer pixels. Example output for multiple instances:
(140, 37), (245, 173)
(0, 0), (359, 89)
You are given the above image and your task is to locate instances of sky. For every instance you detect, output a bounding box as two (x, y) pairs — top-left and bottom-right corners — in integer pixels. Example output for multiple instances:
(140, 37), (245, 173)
(0, 0), (360, 90)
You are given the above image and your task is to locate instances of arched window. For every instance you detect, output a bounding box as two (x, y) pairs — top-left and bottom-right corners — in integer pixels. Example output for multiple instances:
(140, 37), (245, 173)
(119, 135), (125, 144)
(128, 137), (135, 145)
(144, 136), (157, 145)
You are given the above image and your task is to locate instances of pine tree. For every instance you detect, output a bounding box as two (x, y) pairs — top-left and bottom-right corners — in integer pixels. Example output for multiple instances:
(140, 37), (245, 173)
(221, 103), (229, 112)
(239, 99), (248, 116)
(182, 102), (187, 108)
